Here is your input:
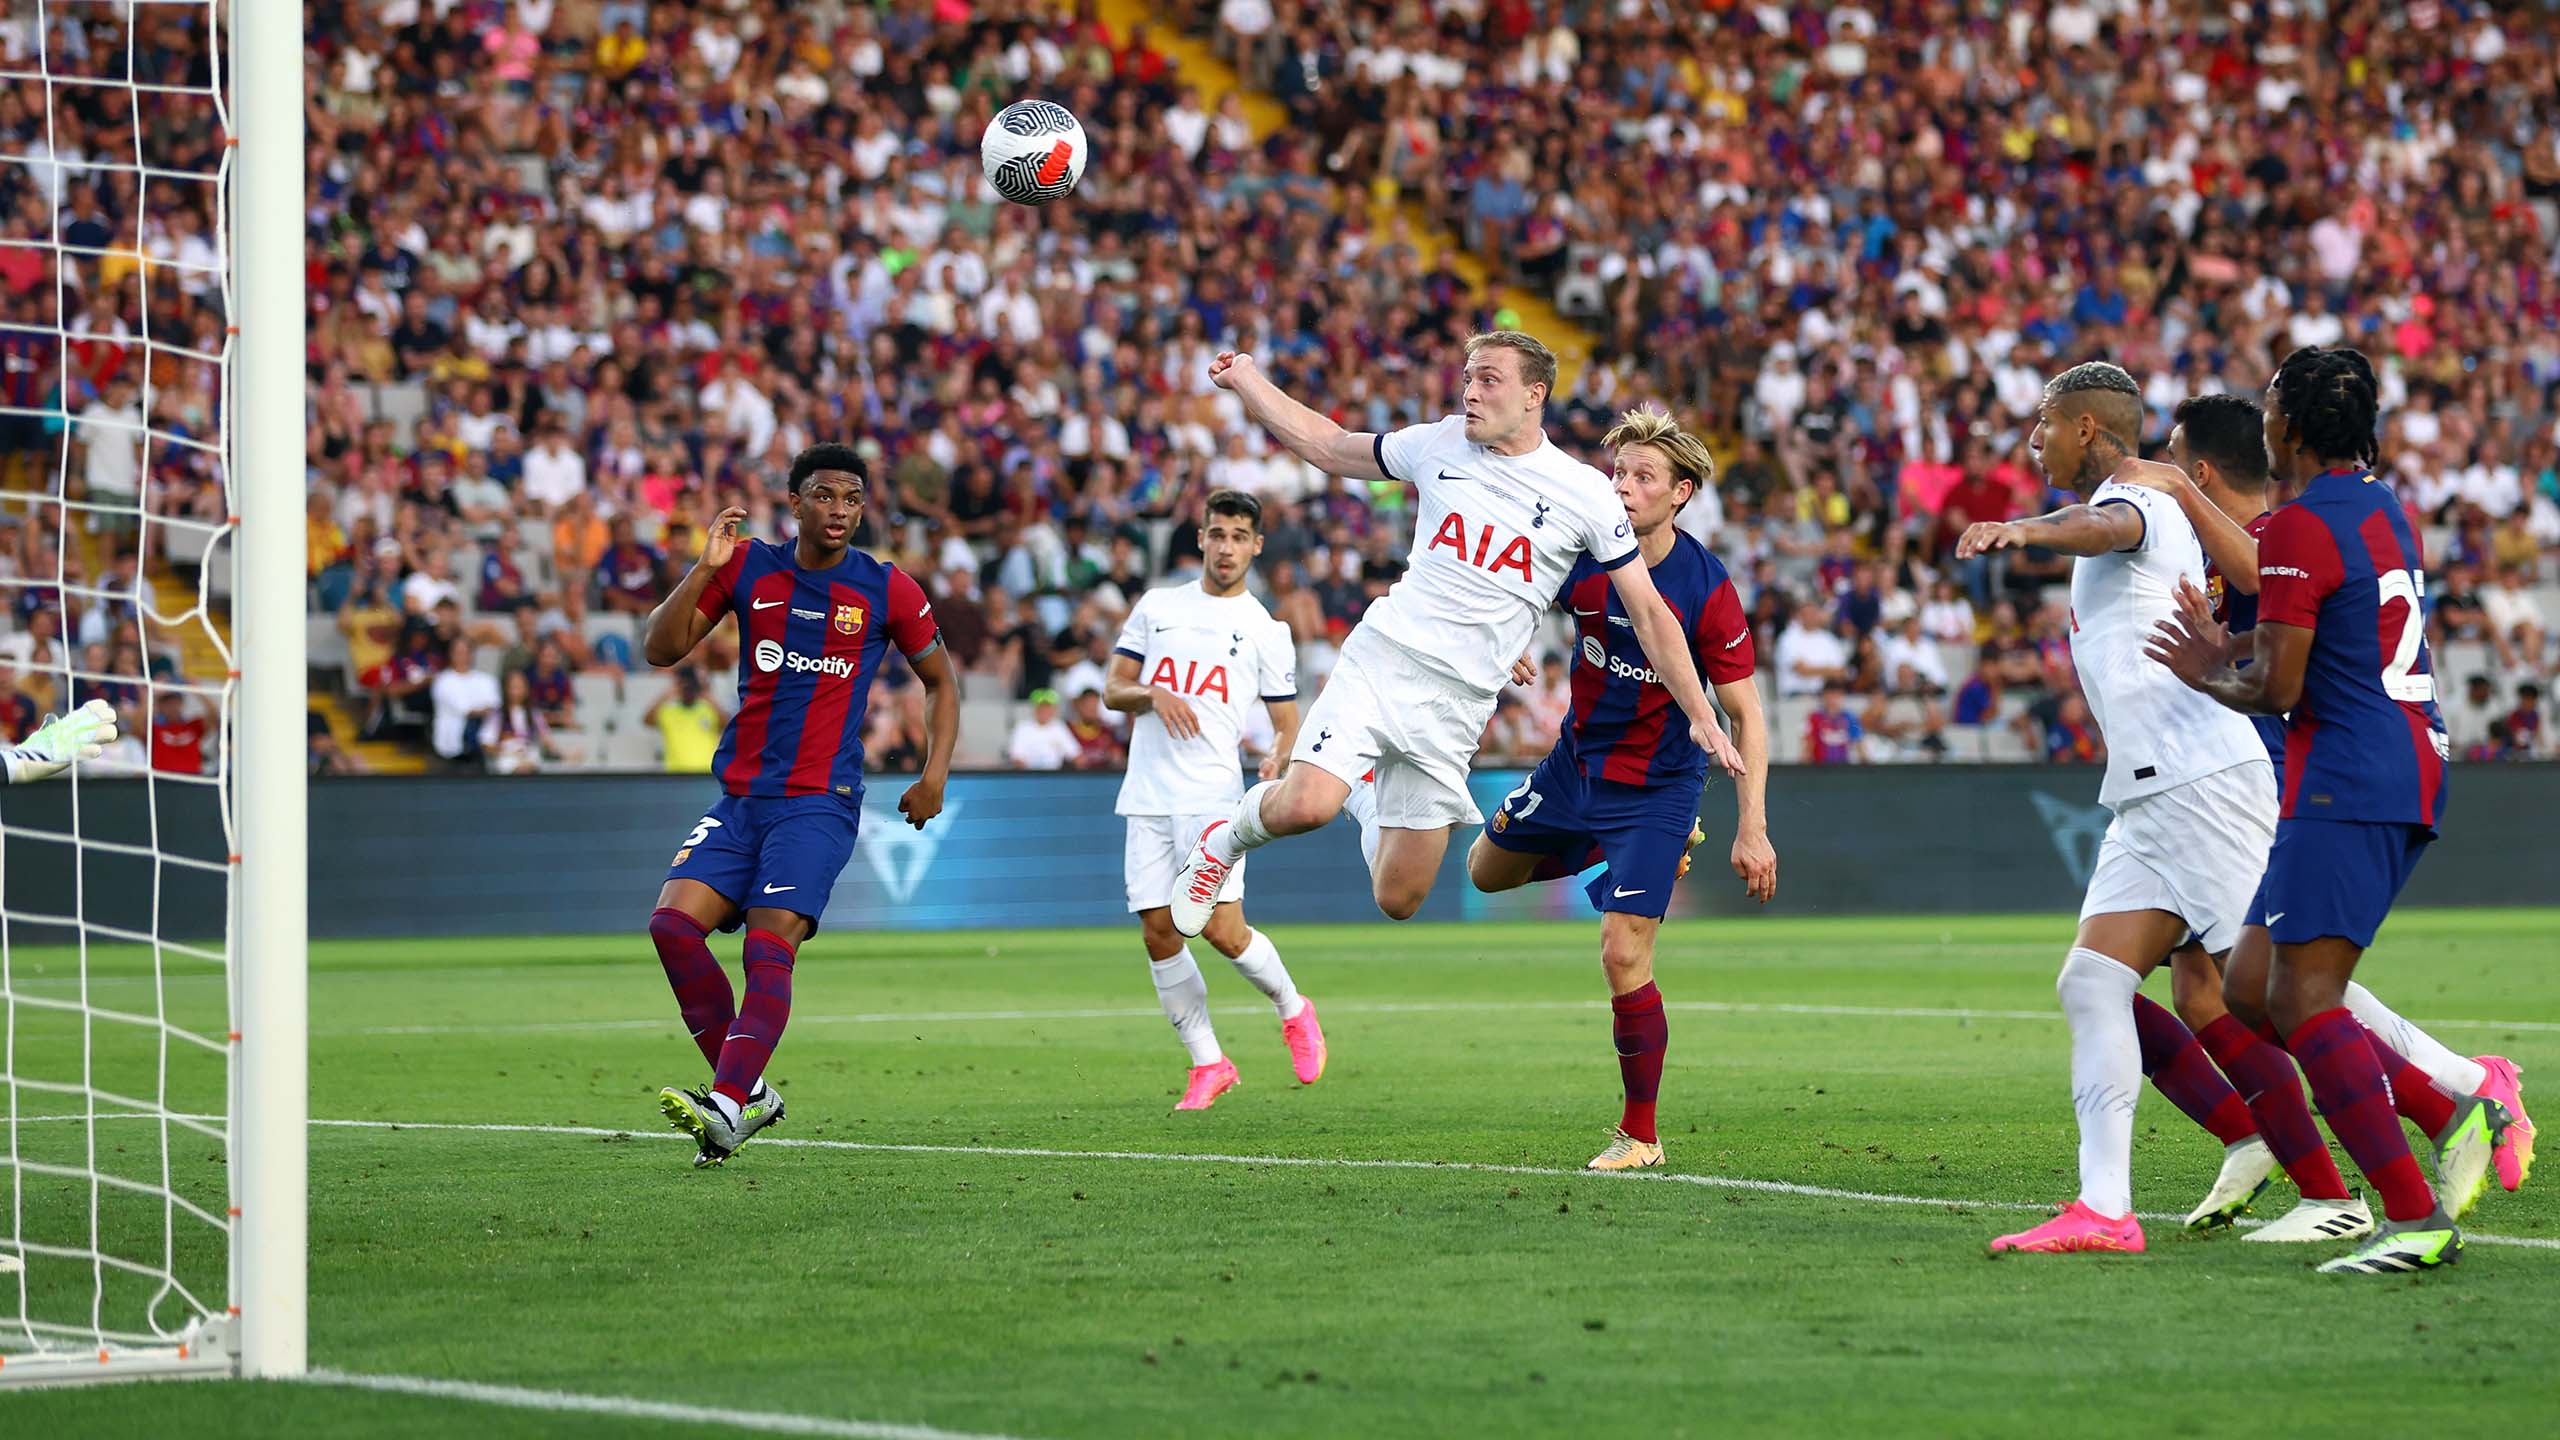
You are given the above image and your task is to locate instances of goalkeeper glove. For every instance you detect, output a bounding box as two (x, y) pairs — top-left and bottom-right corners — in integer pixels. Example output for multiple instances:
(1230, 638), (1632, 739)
(4, 698), (120, 785)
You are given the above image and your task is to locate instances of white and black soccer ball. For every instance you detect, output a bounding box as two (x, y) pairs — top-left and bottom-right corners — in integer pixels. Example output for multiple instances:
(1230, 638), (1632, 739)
(980, 99), (1088, 206)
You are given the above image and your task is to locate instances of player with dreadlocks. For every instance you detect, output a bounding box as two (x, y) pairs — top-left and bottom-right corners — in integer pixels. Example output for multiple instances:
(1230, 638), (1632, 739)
(2149, 346), (2518, 1274)
(2138, 392), (2532, 1244)
(1956, 362), (2282, 1255)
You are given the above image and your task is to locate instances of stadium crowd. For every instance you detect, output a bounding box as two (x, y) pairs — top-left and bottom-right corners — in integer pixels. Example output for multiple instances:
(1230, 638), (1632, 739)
(2, 1), (2551, 780)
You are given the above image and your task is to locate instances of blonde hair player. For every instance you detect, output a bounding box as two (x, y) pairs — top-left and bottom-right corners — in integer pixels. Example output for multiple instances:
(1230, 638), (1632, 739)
(1166, 334), (1746, 940)
(1467, 407), (1775, 1172)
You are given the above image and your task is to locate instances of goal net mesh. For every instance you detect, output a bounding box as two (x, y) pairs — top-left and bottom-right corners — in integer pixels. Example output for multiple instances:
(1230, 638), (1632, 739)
(0, 0), (238, 1376)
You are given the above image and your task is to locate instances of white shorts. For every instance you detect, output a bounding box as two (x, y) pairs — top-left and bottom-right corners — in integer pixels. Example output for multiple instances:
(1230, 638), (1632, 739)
(1289, 627), (1491, 830)
(2079, 760), (2277, 954)
(1124, 813), (1246, 913)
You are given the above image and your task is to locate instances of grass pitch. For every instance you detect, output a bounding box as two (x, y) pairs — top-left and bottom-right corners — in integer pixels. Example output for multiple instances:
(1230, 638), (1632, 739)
(5, 909), (2557, 1436)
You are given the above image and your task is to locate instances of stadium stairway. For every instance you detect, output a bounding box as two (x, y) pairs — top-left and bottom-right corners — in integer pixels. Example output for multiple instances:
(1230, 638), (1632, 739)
(1113, 1), (1594, 392)
(141, 564), (424, 773)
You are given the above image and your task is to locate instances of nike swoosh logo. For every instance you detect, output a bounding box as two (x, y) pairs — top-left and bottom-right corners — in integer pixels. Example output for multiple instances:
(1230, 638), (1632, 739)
(752, 599), (786, 611)
(762, 883), (796, 894)
(1570, 607), (1602, 617)
(1613, 886), (1646, 898)
(2263, 912), (2284, 924)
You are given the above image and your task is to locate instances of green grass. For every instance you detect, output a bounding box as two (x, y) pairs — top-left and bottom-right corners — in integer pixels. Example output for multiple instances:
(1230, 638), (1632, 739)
(5, 909), (2558, 1436)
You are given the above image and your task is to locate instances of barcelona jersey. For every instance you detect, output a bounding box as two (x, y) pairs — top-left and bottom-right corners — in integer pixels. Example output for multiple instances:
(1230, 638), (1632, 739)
(2203, 510), (2287, 765)
(694, 539), (940, 801)
(2254, 469), (2448, 828)
(1552, 532), (1756, 787)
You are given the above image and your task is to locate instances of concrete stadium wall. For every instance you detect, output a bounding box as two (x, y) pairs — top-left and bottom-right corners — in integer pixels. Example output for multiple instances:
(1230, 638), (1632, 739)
(1, 767), (2550, 943)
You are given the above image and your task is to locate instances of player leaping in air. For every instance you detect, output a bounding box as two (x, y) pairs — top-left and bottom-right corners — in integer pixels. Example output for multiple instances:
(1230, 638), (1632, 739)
(2150, 347), (2516, 1274)
(1958, 363), (2285, 1257)
(640, 443), (958, 1168)
(1465, 407), (1776, 1172)
(1104, 489), (1324, 1112)
(1166, 332), (1745, 940)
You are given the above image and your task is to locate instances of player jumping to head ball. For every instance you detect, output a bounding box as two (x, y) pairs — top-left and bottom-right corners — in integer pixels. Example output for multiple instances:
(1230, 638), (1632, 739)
(1167, 333), (1745, 940)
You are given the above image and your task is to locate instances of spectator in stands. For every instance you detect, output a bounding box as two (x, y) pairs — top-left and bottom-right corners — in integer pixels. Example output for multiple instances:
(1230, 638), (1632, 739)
(1006, 688), (1080, 771)
(1066, 686), (1124, 771)
(1878, 614), (1949, 697)
(308, 710), (362, 776)
(2504, 683), (2547, 761)
(148, 691), (210, 776)
(2447, 674), (2504, 761)
(1773, 601), (1850, 699)
(2482, 564), (2549, 676)
(1804, 682), (1862, 766)
(2025, 692), (2105, 767)
(523, 637), (577, 731)
(594, 516), (665, 618)
(486, 671), (557, 776)
(427, 638), (499, 770)
(645, 666), (723, 776)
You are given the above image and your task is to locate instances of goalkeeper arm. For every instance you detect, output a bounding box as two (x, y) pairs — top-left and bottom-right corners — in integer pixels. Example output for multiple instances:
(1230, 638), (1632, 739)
(4, 698), (120, 784)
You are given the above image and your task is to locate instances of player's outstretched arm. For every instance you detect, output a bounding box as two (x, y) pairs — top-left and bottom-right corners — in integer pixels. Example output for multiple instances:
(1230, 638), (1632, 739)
(1207, 351), (1386, 482)
(644, 506), (746, 667)
(1605, 560), (1744, 776)
(2145, 577), (2308, 715)
(2142, 461), (2263, 595)
(2, 699), (117, 785)
(898, 643), (960, 830)
(1712, 676), (1776, 903)
(1954, 502), (2144, 560)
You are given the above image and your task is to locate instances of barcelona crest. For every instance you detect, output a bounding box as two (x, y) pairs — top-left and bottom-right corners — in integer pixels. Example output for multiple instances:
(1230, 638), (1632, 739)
(834, 603), (865, 635)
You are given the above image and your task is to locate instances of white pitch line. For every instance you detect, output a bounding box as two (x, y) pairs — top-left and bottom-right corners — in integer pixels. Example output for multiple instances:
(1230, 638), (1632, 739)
(279, 1117), (2560, 1253)
(340, 997), (2560, 1038)
(12, 1113), (2558, 1251)
(307, 1368), (1037, 1440)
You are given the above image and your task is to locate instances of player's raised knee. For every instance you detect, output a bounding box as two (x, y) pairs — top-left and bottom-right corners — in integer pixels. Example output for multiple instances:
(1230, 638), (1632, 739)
(1372, 879), (1426, 922)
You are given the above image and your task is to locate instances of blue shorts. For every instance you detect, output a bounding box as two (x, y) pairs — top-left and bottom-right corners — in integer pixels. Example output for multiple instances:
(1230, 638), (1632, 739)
(664, 792), (861, 932)
(2251, 816), (2432, 949)
(1479, 752), (1703, 918)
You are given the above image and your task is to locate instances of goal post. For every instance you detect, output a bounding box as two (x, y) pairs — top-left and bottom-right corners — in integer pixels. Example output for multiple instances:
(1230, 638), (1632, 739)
(234, 0), (307, 1382)
(0, 0), (304, 1385)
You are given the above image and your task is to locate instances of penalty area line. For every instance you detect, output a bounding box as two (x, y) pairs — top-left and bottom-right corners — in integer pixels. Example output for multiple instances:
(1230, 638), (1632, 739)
(306, 1367), (1041, 1440)
(289, 1117), (2560, 1253)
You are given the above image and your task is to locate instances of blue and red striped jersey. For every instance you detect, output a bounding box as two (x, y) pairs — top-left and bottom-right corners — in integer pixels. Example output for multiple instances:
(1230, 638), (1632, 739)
(1554, 532), (1755, 787)
(695, 539), (940, 800)
(2255, 468), (2448, 827)
(2204, 510), (2286, 765)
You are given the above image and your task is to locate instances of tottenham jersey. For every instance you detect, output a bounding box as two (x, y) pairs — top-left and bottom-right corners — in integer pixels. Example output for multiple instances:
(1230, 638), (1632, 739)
(2067, 480), (2268, 808)
(1365, 417), (1638, 695)
(1111, 581), (1296, 816)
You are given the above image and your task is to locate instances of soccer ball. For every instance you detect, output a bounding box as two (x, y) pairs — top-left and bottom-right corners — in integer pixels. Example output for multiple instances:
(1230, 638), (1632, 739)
(981, 100), (1087, 206)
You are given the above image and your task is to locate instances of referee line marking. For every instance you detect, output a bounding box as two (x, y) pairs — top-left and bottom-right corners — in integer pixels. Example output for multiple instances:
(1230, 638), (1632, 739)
(13, 1113), (2558, 1251)
(306, 1368), (1036, 1440)
(337, 998), (2560, 1038)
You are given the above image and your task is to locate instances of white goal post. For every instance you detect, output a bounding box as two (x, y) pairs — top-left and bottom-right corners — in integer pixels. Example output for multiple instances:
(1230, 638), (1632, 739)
(0, 0), (304, 1385)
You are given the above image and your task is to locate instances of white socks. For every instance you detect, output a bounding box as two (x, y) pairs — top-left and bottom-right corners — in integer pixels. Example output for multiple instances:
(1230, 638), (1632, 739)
(1341, 775), (1381, 876)
(1224, 928), (1305, 1020)
(2344, 981), (2487, 1097)
(2057, 946), (2143, 1219)
(1212, 780), (1280, 863)
(1149, 952), (1222, 1066)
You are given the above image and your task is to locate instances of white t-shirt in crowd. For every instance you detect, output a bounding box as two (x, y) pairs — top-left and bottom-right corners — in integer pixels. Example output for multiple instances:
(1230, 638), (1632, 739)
(1112, 581), (1294, 816)
(1006, 715), (1082, 771)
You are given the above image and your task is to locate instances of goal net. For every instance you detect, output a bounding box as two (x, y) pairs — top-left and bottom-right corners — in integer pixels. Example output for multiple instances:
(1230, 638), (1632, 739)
(0, 0), (302, 1383)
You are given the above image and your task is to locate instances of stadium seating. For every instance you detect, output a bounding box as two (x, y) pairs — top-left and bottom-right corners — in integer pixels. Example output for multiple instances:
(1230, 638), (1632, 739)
(17, 0), (2545, 779)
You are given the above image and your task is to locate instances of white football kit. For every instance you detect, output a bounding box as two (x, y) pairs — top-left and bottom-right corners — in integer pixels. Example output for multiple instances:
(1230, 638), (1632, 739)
(2068, 480), (2276, 951)
(1291, 417), (1638, 828)
(1114, 581), (1296, 911)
